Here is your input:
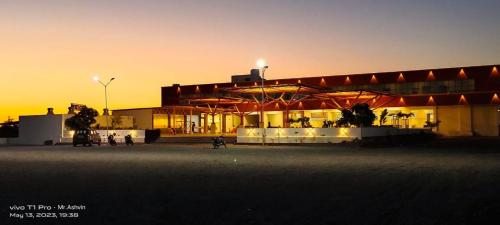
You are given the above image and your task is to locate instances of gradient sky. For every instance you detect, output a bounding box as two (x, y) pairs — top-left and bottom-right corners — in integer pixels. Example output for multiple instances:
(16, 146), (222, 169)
(1, 0), (500, 121)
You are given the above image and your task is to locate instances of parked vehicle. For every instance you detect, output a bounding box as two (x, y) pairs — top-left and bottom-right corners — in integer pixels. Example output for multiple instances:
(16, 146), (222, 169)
(212, 136), (227, 149)
(108, 134), (117, 146)
(73, 129), (101, 147)
(125, 134), (134, 146)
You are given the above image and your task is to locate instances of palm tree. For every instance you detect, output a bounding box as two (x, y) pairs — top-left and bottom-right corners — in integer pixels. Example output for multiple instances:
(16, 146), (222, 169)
(389, 112), (415, 128)
(388, 112), (415, 128)
(379, 109), (388, 126)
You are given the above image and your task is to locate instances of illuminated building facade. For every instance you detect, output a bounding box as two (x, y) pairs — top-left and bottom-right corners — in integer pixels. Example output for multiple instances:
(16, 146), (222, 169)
(113, 64), (500, 136)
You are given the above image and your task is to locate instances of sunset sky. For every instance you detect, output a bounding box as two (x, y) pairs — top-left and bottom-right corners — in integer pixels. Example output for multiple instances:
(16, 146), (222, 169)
(1, 0), (500, 121)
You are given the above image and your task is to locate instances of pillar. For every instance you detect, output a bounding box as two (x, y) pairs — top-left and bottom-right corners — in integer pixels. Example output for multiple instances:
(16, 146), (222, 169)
(198, 112), (202, 133)
(183, 112), (187, 134)
(172, 107), (176, 129)
(189, 109), (193, 134)
(203, 114), (208, 134)
(210, 113), (216, 134)
(283, 107), (290, 128)
(222, 114), (227, 133)
(167, 112), (171, 128)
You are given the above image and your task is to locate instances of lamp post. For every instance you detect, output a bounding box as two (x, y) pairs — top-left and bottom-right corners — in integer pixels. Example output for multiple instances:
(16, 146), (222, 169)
(93, 76), (115, 138)
(257, 59), (268, 146)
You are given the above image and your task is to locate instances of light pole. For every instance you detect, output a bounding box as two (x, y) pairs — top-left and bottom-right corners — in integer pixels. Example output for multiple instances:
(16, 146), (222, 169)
(93, 76), (115, 138)
(257, 59), (268, 146)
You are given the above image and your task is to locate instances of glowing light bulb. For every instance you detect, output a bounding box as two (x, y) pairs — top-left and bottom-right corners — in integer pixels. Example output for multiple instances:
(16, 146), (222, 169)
(256, 59), (267, 69)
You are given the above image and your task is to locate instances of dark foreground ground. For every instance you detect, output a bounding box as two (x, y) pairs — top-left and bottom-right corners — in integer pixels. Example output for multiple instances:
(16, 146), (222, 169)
(1, 143), (500, 225)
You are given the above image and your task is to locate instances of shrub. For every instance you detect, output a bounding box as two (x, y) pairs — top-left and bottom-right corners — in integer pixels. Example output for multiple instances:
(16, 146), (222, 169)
(336, 103), (376, 127)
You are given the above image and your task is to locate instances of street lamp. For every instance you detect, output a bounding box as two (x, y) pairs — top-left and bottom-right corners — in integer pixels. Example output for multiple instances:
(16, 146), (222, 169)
(257, 59), (268, 146)
(93, 75), (115, 138)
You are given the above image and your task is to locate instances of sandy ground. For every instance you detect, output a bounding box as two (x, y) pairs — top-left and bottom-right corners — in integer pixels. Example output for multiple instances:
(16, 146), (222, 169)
(1, 144), (500, 225)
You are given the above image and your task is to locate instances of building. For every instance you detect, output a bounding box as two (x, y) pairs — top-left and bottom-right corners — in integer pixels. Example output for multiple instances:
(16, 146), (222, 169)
(113, 64), (500, 136)
(231, 69), (262, 83)
(1, 107), (145, 145)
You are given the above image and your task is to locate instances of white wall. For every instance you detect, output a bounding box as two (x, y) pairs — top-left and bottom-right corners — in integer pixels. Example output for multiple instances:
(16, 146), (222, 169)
(11, 114), (71, 145)
(8, 114), (146, 145)
(237, 127), (431, 144)
(93, 129), (145, 143)
(238, 128), (358, 144)
(61, 129), (146, 144)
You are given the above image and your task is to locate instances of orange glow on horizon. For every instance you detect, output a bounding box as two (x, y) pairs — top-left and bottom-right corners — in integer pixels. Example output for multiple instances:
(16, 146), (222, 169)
(370, 74), (378, 84)
(2, 1), (500, 122)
